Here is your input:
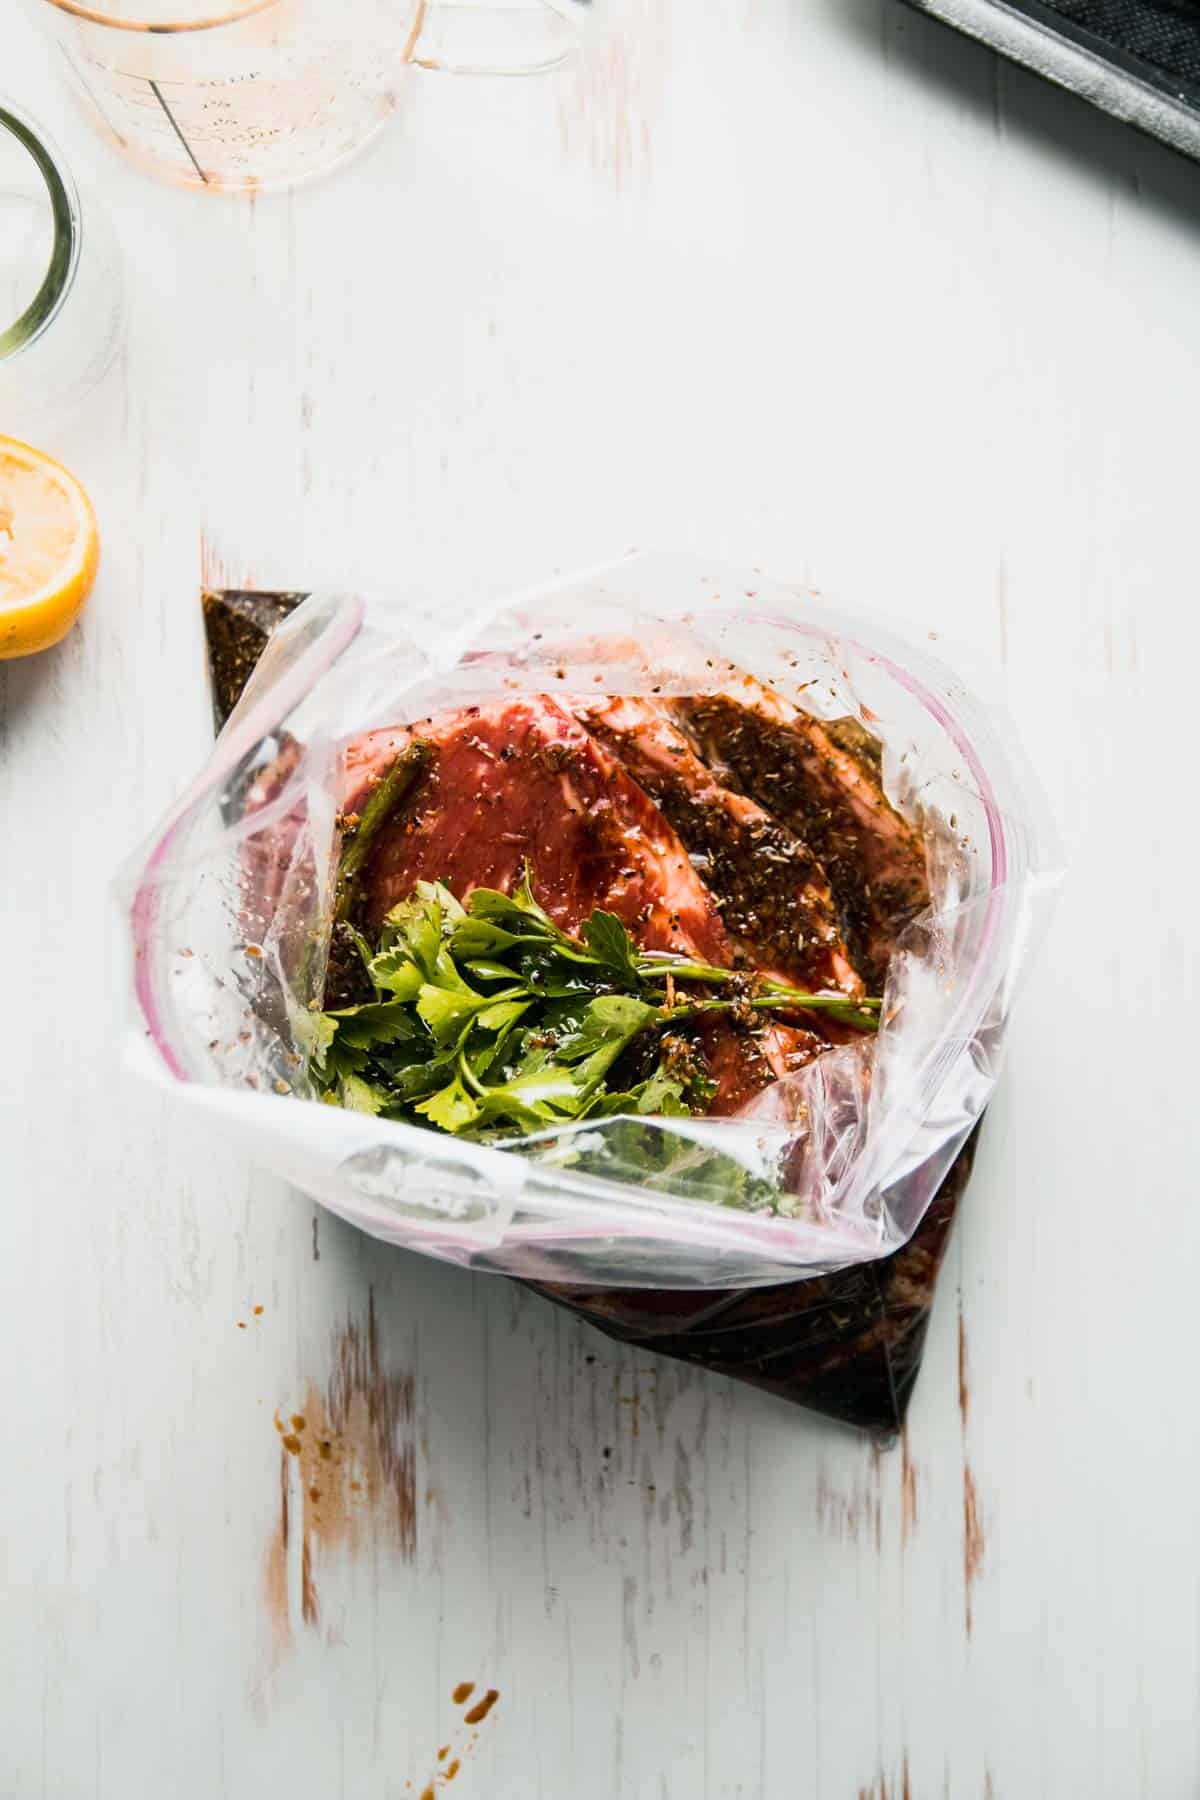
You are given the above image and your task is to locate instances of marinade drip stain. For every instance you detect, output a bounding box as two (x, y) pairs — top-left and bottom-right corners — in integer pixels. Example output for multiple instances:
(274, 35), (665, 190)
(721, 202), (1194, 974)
(262, 1290), (416, 1658)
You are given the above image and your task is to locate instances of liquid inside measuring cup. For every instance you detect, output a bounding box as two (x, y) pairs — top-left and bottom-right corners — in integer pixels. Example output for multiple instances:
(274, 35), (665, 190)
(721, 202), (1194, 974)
(47, 0), (428, 192)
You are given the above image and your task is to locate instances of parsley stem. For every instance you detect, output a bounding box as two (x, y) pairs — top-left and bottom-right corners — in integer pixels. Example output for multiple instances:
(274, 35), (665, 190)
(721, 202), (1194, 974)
(334, 740), (432, 924)
(650, 992), (882, 1033)
(634, 953), (734, 984)
(634, 953), (881, 1030)
(458, 1050), (487, 1098)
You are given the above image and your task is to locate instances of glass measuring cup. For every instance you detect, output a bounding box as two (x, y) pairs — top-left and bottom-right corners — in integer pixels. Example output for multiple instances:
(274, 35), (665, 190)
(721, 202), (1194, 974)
(37, 0), (592, 193)
(0, 100), (123, 432)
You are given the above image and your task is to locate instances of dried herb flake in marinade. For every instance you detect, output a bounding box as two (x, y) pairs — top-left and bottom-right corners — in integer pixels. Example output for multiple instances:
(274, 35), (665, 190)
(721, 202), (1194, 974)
(202, 588), (308, 732)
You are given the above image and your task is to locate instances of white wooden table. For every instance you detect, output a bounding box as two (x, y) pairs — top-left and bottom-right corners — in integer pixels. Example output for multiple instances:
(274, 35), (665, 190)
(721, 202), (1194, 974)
(5, 3), (1200, 1794)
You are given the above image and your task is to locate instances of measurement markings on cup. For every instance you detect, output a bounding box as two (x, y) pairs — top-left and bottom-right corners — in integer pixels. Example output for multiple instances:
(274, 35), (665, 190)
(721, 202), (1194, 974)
(57, 44), (212, 183)
(147, 79), (210, 184)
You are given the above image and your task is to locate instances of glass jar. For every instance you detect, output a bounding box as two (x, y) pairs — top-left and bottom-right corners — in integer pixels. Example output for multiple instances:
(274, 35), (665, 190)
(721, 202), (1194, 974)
(0, 100), (123, 435)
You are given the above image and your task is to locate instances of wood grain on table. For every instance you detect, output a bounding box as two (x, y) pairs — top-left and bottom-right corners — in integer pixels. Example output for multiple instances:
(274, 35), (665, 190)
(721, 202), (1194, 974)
(4, 1), (1200, 1795)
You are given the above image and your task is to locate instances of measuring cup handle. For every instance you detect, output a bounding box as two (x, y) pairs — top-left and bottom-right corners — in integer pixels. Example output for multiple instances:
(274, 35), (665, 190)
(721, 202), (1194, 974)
(410, 0), (591, 76)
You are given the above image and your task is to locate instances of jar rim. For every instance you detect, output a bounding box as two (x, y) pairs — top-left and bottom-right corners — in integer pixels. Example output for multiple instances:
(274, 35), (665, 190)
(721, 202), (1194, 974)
(0, 103), (80, 366)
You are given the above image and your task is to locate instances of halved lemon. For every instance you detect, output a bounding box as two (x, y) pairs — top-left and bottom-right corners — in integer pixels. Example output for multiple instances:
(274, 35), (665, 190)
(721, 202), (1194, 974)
(0, 435), (99, 659)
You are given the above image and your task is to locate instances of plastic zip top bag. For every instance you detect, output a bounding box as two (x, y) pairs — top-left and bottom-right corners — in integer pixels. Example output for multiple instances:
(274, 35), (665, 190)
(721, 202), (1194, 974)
(122, 553), (1057, 1298)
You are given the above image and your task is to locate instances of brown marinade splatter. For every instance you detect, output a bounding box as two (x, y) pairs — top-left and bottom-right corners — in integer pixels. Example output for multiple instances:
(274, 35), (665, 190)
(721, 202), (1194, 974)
(463, 1688), (500, 1726)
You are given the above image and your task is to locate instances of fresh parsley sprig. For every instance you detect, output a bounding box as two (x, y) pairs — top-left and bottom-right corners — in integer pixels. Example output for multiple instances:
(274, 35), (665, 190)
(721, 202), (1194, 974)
(307, 864), (881, 1137)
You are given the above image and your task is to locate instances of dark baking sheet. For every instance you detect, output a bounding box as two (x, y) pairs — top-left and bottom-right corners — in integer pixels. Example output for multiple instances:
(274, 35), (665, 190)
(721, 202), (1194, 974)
(902, 0), (1200, 161)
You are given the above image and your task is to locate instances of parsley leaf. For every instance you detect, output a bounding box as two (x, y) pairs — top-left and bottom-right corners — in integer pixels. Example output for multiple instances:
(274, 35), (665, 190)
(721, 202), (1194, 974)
(367, 949), (424, 1000)
(339, 1074), (390, 1116)
(333, 1000), (423, 1051)
(579, 910), (641, 981)
(416, 1074), (481, 1134)
(305, 859), (882, 1203)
